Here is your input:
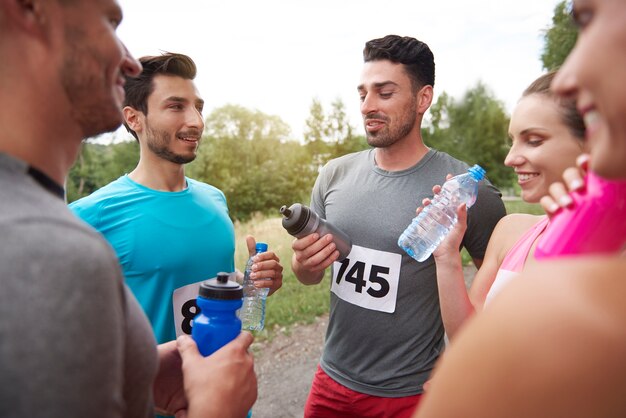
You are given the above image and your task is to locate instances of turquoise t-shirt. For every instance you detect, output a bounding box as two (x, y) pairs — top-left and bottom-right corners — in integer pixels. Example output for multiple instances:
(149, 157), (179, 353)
(70, 175), (235, 344)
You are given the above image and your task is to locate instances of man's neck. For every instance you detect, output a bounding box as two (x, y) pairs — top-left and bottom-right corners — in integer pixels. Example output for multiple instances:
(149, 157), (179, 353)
(0, 108), (82, 186)
(128, 158), (188, 192)
(374, 138), (430, 171)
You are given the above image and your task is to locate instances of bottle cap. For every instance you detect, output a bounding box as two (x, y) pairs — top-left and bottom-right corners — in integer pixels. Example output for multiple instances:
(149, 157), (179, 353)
(255, 242), (268, 253)
(198, 272), (243, 300)
(467, 164), (486, 181)
(280, 203), (311, 236)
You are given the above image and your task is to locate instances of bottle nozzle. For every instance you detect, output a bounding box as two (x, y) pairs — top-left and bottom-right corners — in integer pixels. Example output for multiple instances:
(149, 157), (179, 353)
(280, 205), (292, 217)
(216, 272), (229, 284)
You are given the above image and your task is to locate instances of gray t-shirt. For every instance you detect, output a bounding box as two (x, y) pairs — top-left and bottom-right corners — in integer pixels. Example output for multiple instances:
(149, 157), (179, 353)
(0, 153), (157, 417)
(312, 148), (505, 396)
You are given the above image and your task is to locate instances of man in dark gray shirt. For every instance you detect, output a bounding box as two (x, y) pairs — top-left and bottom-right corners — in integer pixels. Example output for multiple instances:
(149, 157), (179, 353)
(291, 35), (506, 418)
(0, 0), (256, 417)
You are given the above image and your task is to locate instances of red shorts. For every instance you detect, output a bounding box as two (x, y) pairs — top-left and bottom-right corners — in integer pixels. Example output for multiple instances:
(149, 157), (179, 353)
(304, 365), (422, 418)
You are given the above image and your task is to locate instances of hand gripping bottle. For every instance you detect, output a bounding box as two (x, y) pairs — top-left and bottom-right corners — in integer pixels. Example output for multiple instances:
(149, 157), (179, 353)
(398, 164), (486, 262)
(240, 242), (270, 331)
(191, 272), (243, 356)
(280, 203), (353, 260)
(535, 171), (626, 258)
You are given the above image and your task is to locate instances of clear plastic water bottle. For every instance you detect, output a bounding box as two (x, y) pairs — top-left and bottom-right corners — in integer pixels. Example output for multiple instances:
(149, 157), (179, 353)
(398, 164), (486, 262)
(240, 242), (269, 331)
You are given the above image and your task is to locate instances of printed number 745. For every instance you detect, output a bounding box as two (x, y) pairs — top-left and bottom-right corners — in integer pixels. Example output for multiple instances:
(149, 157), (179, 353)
(335, 258), (390, 298)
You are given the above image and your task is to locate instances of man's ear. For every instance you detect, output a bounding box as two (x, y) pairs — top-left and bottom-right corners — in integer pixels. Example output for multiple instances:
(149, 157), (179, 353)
(2, 0), (48, 39)
(123, 106), (144, 133)
(417, 85), (434, 115)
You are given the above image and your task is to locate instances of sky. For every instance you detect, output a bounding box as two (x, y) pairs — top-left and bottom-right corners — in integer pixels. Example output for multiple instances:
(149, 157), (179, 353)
(114, 0), (563, 141)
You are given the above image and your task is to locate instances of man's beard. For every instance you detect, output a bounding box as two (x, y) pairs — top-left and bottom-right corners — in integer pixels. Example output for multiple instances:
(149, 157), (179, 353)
(61, 31), (123, 138)
(365, 98), (417, 148)
(146, 125), (197, 165)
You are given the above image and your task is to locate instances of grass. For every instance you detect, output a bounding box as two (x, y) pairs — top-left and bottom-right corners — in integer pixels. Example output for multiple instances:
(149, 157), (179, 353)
(236, 199), (542, 339)
(234, 214), (330, 340)
(504, 198), (544, 215)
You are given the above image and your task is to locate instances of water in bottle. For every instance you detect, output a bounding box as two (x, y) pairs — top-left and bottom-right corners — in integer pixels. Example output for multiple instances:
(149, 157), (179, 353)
(191, 272), (243, 357)
(240, 242), (269, 331)
(398, 164), (486, 262)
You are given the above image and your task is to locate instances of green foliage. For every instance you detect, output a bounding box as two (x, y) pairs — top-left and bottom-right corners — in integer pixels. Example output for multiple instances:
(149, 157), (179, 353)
(425, 82), (514, 189)
(67, 140), (139, 202)
(187, 104), (318, 222)
(303, 97), (369, 169)
(541, 0), (578, 71)
(504, 199), (544, 216)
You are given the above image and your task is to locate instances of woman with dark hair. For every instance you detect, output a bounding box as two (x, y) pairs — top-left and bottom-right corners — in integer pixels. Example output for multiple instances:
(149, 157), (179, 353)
(430, 70), (587, 339)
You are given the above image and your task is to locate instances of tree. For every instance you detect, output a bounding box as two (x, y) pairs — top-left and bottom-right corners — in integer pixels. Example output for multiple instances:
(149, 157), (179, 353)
(303, 97), (367, 167)
(303, 98), (332, 168)
(326, 98), (367, 158)
(188, 104), (317, 221)
(541, 0), (578, 71)
(67, 139), (139, 202)
(424, 82), (513, 189)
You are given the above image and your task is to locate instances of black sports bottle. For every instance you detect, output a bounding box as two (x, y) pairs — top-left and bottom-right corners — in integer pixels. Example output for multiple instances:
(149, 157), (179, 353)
(280, 203), (352, 260)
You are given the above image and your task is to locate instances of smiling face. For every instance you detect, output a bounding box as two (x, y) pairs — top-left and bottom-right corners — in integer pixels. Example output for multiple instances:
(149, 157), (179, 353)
(358, 60), (420, 148)
(551, 0), (626, 179)
(506, 94), (584, 203)
(58, 0), (141, 138)
(138, 75), (204, 165)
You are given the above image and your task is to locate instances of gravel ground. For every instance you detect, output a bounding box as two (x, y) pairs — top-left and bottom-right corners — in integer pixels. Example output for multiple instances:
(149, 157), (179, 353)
(251, 315), (328, 418)
(250, 265), (477, 418)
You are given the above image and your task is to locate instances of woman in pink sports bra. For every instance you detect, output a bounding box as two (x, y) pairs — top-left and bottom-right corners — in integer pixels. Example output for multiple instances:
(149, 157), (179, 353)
(426, 70), (588, 340)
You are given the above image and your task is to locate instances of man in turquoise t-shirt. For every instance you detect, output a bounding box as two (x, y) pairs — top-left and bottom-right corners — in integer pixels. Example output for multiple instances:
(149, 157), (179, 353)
(70, 53), (283, 345)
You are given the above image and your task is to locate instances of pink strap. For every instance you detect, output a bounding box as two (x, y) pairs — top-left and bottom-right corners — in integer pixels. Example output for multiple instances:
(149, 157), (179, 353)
(499, 217), (549, 272)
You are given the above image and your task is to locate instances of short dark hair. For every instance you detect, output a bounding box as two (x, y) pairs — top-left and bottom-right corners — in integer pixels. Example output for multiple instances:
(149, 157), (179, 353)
(523, 70), (585, 141)
(123, 52), (197, 140)
(363, 35), (435, 91)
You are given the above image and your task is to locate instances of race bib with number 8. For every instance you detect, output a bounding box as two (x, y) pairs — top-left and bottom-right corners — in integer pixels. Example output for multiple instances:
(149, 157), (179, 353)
(172, 280), (204, 337)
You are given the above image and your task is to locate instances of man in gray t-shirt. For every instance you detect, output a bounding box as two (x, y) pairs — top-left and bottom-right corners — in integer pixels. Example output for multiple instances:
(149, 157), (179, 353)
(0, 1), (256, 417)
(291, 35), (506, 418)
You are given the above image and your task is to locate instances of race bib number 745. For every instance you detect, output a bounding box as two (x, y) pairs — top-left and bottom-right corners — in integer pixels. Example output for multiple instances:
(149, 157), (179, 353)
(330, 245), (401, 313)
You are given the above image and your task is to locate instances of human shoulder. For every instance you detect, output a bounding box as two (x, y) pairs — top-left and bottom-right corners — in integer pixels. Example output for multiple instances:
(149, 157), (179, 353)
(187, 177), (224, 193)
(321, 149), (371, 172)
(186, 177), (228, 201)
(491, 213), (544, 250)
(488, 258), (626, 415)
(69, 176), (130, 211)
(418, 257), (626, 418)
(6, 214), (122, 277)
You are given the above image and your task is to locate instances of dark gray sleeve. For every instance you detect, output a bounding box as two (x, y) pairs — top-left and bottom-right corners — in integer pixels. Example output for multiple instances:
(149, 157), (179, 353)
(0, 221), (127, 417)
(310, 166), (328, 219)
(462, 181), (507, 260)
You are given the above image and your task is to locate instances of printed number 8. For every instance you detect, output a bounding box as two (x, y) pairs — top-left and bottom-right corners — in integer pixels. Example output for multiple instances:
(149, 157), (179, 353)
(181, 299), (198, 335)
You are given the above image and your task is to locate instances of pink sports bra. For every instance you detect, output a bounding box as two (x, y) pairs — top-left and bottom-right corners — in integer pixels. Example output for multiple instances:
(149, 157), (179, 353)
(485, 216), (549, 305)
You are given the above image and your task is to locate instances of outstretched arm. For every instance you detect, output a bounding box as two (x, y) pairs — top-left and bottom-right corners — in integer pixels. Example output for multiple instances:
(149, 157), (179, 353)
(419, 186), (506, 339)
